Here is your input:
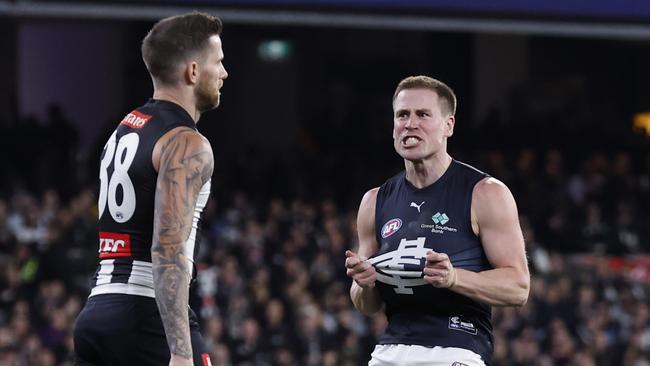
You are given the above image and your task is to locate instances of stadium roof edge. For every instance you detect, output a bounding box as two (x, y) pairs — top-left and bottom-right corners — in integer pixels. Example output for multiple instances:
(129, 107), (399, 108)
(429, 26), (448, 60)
(2, 1), (650, 41)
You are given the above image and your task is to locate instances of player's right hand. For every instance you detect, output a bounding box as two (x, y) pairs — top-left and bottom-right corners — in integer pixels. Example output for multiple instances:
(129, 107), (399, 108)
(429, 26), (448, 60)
(345, 250), (377, 288)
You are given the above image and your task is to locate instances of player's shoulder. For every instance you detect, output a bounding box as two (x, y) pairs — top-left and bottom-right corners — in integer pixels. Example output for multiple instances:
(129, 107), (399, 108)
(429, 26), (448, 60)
(195, 131), (212, 147)
(358, 187), (379, 227)
(361, 187), (380, 204)
(162, 126), (208, 145)
(358, 186), (379, 213)
(473, 176), (514, 208)
(155, 127), (213, 168)
(475, 175), (507, 191)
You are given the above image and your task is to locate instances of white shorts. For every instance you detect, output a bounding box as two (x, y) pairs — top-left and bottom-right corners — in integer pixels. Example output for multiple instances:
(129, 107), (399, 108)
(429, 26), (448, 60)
(369, 344), (487, 366)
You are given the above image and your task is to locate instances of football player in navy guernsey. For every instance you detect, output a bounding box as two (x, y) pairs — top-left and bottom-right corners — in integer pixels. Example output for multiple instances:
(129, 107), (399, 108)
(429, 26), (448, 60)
(345, 76), (529, 366)
(73, 12), (227, 366)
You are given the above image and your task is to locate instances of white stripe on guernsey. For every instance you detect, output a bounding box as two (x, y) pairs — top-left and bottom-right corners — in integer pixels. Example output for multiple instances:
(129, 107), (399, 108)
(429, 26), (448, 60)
(89, 283), (154, 298)
(184, 179), (210, 272)
(95, 259), (115, 285)
(127, 260), (154, 288)
(92, 180), (210, 297)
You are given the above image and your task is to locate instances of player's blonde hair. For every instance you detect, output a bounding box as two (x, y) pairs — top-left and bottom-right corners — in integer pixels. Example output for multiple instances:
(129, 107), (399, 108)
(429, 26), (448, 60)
(393, 75), (457, 116)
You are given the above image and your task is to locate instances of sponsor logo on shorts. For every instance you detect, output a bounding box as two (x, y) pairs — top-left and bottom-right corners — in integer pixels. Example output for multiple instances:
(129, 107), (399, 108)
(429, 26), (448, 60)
(120, 110), (152, 129)
(381, 218), (402, 238)
(448, 316), (478, 335)
(452, 362), (469, 366)
(98, 232), (132, 258)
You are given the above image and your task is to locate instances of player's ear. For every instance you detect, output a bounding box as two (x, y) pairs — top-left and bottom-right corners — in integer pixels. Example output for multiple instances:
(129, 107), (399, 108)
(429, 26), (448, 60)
(445, 115), (455, 137)
(184, 61), (200, 85)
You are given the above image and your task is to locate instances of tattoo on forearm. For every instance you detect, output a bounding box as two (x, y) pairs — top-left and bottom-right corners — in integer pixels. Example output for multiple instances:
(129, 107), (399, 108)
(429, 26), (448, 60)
(151, 129), (213, 359)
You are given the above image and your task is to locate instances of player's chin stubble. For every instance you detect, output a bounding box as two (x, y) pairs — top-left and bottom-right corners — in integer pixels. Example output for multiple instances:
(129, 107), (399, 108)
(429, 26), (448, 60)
(195, 80), (220, 113)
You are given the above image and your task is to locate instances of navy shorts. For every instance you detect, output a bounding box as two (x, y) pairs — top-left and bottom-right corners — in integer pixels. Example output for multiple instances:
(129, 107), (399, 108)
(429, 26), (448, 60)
(74, 294), (210, 366)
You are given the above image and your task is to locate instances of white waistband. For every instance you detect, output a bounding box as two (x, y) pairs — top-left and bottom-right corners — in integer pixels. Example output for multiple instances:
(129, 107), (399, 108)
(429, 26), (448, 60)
(89, 283), (155, 298)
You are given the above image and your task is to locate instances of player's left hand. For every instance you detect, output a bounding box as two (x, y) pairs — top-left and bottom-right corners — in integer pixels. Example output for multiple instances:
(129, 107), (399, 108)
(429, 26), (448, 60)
(169, 354), (193, 366)
(423, 251), (457, 289)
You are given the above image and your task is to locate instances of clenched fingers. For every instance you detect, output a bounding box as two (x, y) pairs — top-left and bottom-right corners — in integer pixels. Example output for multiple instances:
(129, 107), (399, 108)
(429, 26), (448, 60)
(353, 269), (377, 288)
(345, 250), (377, 288)
(424, 251), (456, 288)
(346, 259), (372, 275)
(426, 251), (450, 266)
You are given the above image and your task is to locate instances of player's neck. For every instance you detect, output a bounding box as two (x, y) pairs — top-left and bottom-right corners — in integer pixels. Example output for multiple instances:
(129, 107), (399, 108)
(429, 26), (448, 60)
(152, 88), (200, 123)
(404, 153), (452, 189)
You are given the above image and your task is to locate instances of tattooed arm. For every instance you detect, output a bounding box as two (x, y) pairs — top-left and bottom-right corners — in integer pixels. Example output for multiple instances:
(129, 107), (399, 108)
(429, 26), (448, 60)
(151, 127), (213, 364)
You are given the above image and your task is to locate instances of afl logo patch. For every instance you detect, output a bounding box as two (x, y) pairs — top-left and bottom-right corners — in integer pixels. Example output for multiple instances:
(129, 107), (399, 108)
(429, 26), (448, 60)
(381, 218), (402, 238)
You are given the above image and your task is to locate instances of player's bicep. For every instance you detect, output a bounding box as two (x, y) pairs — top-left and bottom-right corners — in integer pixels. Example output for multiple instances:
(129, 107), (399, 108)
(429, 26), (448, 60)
(157, 130), (213, 193)
(473, 178), (527, 272)
(153, 129), (214, 248)
(356, 188), (379, 258)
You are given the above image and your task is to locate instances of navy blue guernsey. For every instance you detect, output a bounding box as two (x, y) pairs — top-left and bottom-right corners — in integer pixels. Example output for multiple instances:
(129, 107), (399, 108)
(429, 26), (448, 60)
(371, 160), (493, 364)
(90, 99), (211, 298)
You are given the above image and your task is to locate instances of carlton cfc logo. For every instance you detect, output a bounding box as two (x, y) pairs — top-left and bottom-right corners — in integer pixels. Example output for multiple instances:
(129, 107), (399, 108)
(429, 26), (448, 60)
(381, 218), (402, 238)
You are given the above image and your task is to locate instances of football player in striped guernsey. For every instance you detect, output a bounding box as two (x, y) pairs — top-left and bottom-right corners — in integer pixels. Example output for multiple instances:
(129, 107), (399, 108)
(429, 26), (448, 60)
(74, 12), (227, 366)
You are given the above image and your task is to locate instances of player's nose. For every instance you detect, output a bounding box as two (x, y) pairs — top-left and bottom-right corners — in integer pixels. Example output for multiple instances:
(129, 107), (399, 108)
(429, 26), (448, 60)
(404, 115), (418, 129)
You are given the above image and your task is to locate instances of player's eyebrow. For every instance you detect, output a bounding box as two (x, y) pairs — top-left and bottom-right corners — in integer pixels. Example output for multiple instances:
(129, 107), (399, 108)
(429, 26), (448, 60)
(395, 109), (409, 116)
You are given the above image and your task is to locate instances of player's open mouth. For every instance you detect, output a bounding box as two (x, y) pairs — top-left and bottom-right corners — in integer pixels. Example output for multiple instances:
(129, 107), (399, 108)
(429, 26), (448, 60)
(402, 136), (421, 147)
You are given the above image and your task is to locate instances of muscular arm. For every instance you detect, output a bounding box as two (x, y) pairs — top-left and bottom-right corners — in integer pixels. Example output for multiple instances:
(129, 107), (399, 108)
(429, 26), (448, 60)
(151, 128), (214, 360)
(348, 188), (383, 315)
(450, 178), (530, 306)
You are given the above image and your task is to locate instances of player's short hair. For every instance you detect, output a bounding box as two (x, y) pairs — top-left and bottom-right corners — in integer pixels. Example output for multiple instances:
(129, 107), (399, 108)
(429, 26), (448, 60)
(393, 75), (457, 116)
(141, 12), (223, 85)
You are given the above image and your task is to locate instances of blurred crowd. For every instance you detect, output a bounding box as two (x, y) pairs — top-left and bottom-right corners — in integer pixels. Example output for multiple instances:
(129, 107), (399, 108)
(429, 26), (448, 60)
(1, 146), (650, 366)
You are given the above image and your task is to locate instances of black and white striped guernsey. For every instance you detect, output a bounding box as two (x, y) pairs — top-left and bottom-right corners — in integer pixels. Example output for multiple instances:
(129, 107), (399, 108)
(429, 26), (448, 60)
(90, 99), (210, 298)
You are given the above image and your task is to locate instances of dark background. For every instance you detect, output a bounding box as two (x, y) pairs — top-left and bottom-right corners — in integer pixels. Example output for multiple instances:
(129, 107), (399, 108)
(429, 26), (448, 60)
(2, 1), (650, 206)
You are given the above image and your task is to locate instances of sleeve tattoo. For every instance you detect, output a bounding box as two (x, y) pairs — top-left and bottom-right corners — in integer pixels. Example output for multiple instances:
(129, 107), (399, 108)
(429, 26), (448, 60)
(151, 129), (213, 359)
